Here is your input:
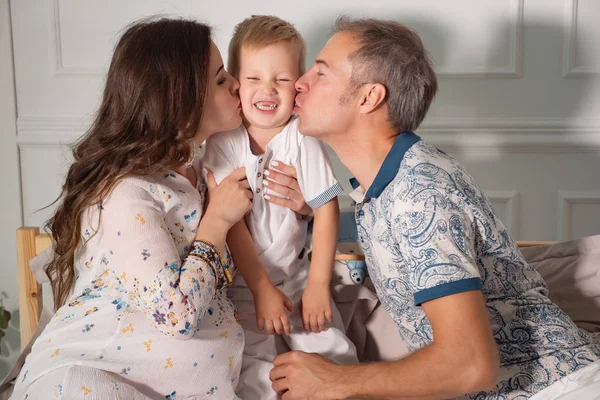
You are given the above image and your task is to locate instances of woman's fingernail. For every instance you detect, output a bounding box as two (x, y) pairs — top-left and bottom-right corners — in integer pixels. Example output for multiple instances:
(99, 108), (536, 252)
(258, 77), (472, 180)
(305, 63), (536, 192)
(264, 194), (271, 200)
(262, 180), (269, 186)
(264, 170), (270, 176)
(271, 161), (279, 167)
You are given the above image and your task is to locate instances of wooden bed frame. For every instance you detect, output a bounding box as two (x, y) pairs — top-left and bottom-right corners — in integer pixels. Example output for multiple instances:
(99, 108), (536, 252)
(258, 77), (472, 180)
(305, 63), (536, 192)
(15, 226), (556, 350)
(16, 227), (51, 351)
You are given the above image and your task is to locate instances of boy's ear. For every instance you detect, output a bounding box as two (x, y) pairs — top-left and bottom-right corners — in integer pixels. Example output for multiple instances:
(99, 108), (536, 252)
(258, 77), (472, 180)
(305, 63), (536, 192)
(358, 83), (387, 114)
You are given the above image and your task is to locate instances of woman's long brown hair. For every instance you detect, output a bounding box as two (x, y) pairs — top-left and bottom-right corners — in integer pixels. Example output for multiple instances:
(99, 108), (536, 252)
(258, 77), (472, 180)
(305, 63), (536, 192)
(45, 18), (212, 308)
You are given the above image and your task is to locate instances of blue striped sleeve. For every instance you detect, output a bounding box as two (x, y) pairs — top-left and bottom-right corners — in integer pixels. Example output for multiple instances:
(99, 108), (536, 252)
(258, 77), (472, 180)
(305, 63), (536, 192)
(306, 182), (344, 209)
(413, 278), (482, 306)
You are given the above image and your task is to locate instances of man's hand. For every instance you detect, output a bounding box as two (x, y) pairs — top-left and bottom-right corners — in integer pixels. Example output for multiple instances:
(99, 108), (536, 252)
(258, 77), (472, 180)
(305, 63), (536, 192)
(254, 282), (294, 335)
(271, 291), (499, 400)
(270, 351), (346, 400)
(301, 281), (333, 333)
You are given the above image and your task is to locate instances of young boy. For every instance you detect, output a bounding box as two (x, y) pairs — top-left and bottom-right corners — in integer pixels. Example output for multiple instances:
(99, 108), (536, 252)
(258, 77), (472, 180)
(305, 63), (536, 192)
(202, 15), (357, 399)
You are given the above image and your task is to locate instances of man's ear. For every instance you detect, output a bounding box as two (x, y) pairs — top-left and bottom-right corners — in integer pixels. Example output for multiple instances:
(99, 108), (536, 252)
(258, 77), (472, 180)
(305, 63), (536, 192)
(358, 83), (387, 114)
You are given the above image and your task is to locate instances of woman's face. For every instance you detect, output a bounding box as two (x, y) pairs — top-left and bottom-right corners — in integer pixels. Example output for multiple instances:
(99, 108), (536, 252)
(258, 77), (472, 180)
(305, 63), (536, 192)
(196, 41), (242, 143)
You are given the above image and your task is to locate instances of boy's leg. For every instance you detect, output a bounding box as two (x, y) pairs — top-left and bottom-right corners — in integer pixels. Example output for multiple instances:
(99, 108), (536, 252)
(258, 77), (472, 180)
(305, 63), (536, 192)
(282, 277), (358, 365)
(229, 286), (279, 400)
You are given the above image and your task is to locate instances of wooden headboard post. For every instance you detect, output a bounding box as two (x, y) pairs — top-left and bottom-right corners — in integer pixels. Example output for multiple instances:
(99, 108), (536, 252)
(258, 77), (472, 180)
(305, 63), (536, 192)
(16, 227), (45, 350)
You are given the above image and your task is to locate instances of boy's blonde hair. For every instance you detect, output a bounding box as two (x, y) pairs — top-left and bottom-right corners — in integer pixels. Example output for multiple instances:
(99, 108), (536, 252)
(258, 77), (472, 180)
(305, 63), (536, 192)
(228, 15), (306, 79)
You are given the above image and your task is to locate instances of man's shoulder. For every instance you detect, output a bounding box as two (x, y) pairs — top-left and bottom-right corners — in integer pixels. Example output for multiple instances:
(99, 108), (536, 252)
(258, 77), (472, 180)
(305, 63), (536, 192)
(402, 140), (461, 174)
(397, 140), (473, 191)
(384, 140), (477, 214)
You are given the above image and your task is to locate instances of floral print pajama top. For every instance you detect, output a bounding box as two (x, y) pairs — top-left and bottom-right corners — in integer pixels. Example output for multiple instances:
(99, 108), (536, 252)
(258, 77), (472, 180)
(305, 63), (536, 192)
(11, 169), (244, 399)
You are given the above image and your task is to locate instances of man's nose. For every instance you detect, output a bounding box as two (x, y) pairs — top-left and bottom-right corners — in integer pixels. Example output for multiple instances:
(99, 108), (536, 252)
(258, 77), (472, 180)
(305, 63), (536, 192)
(295, 74), (308, 92)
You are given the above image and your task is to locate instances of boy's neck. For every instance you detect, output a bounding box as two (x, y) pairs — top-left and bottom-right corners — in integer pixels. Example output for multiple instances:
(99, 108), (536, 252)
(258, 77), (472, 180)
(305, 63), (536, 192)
(243, 116), (292, 155)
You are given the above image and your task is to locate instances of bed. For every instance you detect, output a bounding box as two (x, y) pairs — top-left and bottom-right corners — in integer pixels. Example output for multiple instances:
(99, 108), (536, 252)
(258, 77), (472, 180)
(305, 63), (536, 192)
(2, 217), (599, 398)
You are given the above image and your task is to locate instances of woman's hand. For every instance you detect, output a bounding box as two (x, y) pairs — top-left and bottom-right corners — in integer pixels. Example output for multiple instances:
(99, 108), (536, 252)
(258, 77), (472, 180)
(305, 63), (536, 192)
(196, 167), (252, 250)
(263, 161), (312, 217)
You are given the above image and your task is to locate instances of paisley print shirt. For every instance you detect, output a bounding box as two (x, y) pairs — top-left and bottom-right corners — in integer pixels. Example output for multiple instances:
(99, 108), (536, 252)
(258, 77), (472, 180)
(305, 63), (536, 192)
(350, 132), (600, 399)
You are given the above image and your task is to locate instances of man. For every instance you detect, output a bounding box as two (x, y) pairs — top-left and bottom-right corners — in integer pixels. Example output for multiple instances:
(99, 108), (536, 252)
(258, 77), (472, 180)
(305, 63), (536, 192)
(269, 17), (600, 399)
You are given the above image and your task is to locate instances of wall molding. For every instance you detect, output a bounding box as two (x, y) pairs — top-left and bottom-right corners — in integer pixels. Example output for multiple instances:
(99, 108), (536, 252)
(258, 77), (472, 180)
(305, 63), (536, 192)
(557, 191), (600, 240)
(419, 118), (600, 153)
(17, 117), (600, 152)
(47, 0), (524, 79)
(486, 190), (519, 237)
(50, 0), (105, 77)
(438, 0), (523, 78)
(17, 117), (90, 147)
(563, 0), (600, 78)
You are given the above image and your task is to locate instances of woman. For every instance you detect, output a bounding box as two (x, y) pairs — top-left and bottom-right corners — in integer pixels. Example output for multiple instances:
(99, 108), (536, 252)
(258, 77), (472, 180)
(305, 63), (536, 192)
(11, 18), (251, 399)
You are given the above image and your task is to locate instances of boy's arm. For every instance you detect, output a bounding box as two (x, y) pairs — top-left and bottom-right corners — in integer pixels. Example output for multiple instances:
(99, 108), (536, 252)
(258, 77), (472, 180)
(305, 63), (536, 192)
(307, 197), (339, 285)
(293, 133), (342, 332)
(227, 220), (293, 335)
(302, 197), (339, 332)
(226, 220), (271, 292)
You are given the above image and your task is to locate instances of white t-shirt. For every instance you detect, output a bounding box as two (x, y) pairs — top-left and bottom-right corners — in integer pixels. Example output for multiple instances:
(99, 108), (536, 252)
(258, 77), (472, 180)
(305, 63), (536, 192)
(203, 116), (342, 284)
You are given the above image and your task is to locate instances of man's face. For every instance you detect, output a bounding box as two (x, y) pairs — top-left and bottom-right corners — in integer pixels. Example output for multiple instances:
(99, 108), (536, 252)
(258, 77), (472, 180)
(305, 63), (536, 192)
(294, 32), (359, 139)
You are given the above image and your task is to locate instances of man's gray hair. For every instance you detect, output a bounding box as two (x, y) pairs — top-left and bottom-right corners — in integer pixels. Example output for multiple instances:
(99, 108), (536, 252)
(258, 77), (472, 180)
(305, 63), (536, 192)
(335, 16), (438, 132)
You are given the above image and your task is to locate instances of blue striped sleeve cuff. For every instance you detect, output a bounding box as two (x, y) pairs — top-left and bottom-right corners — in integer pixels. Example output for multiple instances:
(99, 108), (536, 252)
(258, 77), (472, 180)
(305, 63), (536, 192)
(306, 182), (344, 209)
(413, 278), (482, 306)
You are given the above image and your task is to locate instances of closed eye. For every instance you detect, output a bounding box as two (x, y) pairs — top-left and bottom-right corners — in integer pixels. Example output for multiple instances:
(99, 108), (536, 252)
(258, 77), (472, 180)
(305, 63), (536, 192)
(277, 78), (291, 82)
(246, 77), (259, 80)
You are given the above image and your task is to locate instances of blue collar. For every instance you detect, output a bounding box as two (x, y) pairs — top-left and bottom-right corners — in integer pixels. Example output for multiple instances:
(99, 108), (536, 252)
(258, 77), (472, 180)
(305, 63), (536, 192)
(350, 132), (421, 199)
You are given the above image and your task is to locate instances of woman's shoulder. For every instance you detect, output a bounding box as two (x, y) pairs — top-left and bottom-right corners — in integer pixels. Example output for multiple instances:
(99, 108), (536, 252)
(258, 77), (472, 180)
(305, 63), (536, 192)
(113, 173), (203, 212)
(112, 175), (159, 196)
(104, 175), (168, 210)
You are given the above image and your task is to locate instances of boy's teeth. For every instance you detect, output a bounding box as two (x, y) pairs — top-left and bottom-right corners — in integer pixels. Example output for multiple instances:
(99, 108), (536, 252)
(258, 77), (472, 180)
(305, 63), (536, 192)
(255, 102), (277, 111)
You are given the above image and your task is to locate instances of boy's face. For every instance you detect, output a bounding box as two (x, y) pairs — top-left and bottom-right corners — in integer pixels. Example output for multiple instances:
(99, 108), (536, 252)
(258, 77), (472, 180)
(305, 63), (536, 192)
(238, 41), (300, 131)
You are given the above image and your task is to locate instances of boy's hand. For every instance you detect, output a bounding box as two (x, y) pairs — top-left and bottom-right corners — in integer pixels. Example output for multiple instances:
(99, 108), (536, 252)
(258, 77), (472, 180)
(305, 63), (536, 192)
(254, 282), (293, 336)
(301, 281), (333, 333)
